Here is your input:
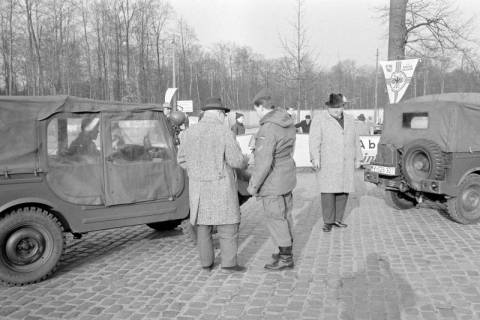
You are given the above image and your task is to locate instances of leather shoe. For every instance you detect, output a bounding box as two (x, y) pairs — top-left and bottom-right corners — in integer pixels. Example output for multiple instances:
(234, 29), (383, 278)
(323, 224), (333, 232)
(333, 221), (347, 228)
(221, 265), (247, 273)
(202, 263), (214, 271)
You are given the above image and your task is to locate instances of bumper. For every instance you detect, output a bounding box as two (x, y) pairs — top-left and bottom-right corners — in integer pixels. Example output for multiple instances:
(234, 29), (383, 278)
(364, 169), (458, 196)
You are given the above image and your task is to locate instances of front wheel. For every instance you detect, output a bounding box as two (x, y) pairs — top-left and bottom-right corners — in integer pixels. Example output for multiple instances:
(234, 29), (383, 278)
(447, 174), (480, 224)
(0, 207), (65, 285)
(385, 190), (417, 210)
(147, 219), (183, 231)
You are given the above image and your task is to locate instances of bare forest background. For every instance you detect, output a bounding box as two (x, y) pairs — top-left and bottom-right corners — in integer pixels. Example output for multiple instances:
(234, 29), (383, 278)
(1, 0), (479, 114)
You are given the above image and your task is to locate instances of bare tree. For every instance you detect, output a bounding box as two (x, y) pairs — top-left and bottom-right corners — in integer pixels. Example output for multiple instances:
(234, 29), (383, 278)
(279, 0), (312, 113)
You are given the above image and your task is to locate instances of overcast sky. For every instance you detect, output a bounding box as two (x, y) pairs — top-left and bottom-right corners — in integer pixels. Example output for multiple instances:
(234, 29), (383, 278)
(170, 0), (480, 68)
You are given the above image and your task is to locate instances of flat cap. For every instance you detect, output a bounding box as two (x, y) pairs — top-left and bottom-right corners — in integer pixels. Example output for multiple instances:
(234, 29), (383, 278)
(252, 88), (274, 107)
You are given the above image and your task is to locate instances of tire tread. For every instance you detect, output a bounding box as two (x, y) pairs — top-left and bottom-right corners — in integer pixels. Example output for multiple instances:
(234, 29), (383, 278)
(0, 207), (66, 286)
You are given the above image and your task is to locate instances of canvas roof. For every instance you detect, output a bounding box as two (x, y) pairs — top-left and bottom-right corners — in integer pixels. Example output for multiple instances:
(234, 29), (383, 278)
(0, 95), (164, 172)
(381, 93), (480, 152)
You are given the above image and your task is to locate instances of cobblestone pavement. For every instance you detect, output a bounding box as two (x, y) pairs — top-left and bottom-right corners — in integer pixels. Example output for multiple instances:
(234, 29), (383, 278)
(2, 170), (480, 320)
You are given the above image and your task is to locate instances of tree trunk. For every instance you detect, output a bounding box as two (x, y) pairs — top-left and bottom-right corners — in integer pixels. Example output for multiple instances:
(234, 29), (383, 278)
(387, 0), (407, 60)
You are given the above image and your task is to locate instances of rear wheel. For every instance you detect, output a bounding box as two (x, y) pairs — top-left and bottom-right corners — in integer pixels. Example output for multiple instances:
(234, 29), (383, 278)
(385, 190), (417, 210)
(0, 207), (65, 285)
(147, 219), (183, 231)
(447, 174), (480, 224)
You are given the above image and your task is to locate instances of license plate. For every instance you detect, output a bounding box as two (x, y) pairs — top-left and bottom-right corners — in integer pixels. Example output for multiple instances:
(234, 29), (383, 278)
(369, 165), (396, 176)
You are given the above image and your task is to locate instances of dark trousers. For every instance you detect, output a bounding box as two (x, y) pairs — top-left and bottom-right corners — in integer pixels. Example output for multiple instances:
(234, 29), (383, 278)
(321, 193), (349, 224)
(261, 193), (294, 248)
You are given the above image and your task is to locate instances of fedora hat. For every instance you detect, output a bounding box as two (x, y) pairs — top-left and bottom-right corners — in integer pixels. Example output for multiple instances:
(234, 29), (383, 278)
(201, 97), (230, 112)
(325, 93), (346, 108)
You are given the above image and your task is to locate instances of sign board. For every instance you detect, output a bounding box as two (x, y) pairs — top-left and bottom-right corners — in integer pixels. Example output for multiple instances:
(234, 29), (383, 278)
(380, 59), (419, 104)
(164, 88), (178, 104)
(292, 134), (311, 167)
(177, 100), (193, 113)
(359, 135), (380, 165)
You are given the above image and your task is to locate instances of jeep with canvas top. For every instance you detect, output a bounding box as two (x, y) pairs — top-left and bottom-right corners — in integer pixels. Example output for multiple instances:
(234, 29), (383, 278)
(0, 95), (189, 285)
(364, 93), (480, 224)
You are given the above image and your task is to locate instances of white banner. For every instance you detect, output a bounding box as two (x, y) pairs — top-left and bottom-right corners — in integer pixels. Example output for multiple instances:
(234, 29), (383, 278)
(177, 100), (193, 113)
(236, 134), (382, 168)
(235, 134), (313, 168)
(380, 59), (419, 104)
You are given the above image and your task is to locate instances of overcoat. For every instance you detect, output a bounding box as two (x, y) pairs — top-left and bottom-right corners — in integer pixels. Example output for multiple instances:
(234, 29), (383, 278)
(177, 115), (246, 225)
(309, 110), (361, 193)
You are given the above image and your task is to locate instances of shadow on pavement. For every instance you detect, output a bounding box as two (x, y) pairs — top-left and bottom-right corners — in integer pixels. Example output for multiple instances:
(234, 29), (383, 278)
(338, 253), (416, 320)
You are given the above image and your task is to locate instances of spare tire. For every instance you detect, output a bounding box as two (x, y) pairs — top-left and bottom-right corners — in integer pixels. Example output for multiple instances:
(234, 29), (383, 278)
(401, 139), (445, 184)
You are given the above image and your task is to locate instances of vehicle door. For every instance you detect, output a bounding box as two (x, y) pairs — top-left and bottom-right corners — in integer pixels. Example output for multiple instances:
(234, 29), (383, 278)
(46, 113), (104, 205)
(103, 110), (185, 206)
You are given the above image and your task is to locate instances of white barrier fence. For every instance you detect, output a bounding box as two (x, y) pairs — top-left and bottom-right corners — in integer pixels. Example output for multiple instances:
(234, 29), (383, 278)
(236, 134), (381, 168)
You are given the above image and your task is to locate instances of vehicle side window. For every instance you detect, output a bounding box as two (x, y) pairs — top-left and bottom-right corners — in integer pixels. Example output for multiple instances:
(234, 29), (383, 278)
(108, 119), (173, 162)
(47, 115), (102, 164)
(402, 112), (428, 129)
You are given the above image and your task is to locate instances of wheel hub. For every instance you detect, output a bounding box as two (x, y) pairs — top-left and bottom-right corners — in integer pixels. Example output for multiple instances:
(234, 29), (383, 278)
(462, 188), (480, 213)
(5, 228), (46, 266)
(409, 151), (431, 180)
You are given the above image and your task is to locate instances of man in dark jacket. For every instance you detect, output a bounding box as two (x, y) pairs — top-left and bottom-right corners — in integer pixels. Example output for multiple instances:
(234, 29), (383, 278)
(295, 115), (311, 133)
(247, 89), (297, 271)
(231, 112), (246, 135)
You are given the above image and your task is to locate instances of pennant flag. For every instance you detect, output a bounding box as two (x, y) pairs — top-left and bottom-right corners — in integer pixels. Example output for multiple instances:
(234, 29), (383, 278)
(380, 59), (419, 104)
(164, 88), (178, 104)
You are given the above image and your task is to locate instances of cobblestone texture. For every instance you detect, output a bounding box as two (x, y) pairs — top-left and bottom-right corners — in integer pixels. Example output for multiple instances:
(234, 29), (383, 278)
(2, 170), (480, 319)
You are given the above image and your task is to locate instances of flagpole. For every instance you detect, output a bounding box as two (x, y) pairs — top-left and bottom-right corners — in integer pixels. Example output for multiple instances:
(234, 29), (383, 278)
(374, 49), (379, 124)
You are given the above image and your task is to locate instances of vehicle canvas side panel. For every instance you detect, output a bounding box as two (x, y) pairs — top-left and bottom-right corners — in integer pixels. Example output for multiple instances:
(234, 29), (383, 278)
(0, 99), (63, 171)
(380, 101), (480, 152)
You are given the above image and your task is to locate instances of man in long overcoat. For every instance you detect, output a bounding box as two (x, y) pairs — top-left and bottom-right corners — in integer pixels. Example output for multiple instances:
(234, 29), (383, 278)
(177, 97), (247, 272)
(309, 93), (362, 232)
(247, 89), (297, 271)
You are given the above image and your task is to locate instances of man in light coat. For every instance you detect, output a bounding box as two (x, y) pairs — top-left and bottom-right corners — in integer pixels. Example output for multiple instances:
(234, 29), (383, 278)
(177, 97), (247, 272)
(309, 93), (362, 232)
(247, 89), (297, 271)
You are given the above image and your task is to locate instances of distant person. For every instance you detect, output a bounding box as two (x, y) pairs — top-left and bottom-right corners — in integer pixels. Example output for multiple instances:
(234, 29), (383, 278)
(177, 97), (248, 273)
(66, 117), (101, 158)
(295, 115), (312, 134)
(355, 113), (370, 136)
(309, 93), (361, 233)
(231, 112), (246, 135)
(248, 89), (296, 271)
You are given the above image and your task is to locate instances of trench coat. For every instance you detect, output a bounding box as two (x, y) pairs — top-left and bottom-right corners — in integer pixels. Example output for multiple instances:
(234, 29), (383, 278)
(177, 116), (246, 225)
(309, 110), (362, 193)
